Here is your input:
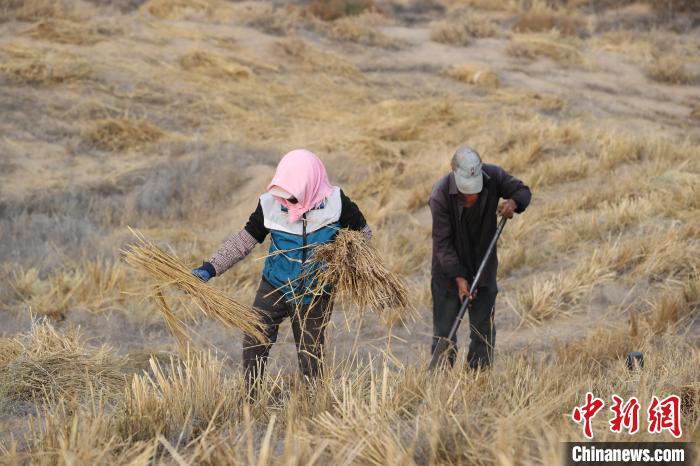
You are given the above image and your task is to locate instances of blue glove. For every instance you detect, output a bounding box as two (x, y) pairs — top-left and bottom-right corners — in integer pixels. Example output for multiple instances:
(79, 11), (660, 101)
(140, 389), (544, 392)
(192, 267), (212, 283)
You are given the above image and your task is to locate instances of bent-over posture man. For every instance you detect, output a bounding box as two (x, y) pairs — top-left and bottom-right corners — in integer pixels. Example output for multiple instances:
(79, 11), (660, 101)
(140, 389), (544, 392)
(430, 145), (531, 369)
(192, 149), (371, 390)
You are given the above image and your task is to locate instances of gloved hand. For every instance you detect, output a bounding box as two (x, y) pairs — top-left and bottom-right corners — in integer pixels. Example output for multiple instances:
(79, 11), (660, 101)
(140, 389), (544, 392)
(192, 267), (212, 283)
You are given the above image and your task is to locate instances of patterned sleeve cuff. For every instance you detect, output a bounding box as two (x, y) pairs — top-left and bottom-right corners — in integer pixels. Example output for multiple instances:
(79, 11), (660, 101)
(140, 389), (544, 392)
(361, 224), (373, 241)
(208, 229), (258, 276)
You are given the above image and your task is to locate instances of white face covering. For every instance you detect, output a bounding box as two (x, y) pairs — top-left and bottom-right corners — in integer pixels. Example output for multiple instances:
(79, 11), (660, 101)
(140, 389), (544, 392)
(268, 186), (293, 202)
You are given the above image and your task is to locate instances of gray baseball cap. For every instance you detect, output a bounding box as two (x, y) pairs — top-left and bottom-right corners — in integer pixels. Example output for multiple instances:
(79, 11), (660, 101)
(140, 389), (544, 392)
(451, 145), (483, 194)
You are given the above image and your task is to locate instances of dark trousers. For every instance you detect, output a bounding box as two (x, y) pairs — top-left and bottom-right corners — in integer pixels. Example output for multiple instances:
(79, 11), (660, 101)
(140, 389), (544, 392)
(431, 277), (497, 369)
(243, 279), (332, 387)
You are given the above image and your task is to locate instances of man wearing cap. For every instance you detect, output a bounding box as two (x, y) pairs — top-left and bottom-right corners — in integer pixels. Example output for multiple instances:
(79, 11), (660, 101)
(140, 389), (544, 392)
(429, 145), (531, 369)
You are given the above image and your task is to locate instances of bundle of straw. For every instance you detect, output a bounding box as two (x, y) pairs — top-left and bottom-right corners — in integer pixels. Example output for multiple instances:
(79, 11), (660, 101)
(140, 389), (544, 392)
(122, 229), (267, 346)
(304, 229), (410, 314)
(0, 320), (125, 401)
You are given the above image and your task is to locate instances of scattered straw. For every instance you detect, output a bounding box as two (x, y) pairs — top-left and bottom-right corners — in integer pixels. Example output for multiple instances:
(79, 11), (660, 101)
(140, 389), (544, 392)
(303, 229), (410, 316)
(274, 37), (363, 78)
(506, 34), (583, 65)
(308, 0), (377, 21)
(446, 64), (499, 88)
(122, 229), (267, 346)
(84, 118), (163, 151)
(0, 339), (22, 368)
(155, 290), (190, 350)
(430, 13), (502, 46)
(691, 106), (700, 120)
(0, 45), (91, 85)
(511, 11), (583, 37)
(8, 0), (74, 21)
(326, 14), (404, 49)
(140, 0), (215, 19)
(0, 320), (125, 401)
(179, 50), (251, 79)
(645, 56), (698, 85)
(22, 19), (120, 45)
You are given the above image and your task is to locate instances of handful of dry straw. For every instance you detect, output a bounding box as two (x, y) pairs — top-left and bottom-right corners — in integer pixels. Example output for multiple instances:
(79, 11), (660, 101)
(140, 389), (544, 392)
(122, 229), (266, 347)
(0, 320), (126, 401)
(304, 229), (410, 316)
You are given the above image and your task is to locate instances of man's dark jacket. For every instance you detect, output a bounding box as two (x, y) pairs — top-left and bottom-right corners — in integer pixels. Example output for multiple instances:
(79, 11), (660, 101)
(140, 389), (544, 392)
(429, 164), (531, 291)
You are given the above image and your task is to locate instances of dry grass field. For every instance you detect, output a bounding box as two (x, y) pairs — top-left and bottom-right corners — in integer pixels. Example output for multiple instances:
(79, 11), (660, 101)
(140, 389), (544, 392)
(0, 0), (699, 464)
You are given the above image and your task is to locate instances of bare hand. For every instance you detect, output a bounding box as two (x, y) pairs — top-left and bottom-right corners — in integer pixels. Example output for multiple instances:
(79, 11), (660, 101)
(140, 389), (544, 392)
(455, 277), (471, 303)
(497, 199), (517, 218)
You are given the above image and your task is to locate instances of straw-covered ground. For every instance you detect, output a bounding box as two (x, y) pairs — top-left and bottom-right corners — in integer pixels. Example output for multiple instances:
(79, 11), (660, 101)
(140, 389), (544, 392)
(0, 0), (699, 464)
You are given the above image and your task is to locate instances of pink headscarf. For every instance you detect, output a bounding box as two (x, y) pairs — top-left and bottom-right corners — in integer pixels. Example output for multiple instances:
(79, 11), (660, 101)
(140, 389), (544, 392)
(267, 149), (333, 223)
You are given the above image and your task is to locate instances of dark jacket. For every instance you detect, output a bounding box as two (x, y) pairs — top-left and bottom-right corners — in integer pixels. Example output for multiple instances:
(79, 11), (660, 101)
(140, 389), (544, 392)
(429, 164), (531, 291)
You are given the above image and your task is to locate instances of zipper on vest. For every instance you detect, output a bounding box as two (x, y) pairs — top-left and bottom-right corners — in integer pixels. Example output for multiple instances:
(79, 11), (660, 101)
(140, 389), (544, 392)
(300, 213), (308, 297)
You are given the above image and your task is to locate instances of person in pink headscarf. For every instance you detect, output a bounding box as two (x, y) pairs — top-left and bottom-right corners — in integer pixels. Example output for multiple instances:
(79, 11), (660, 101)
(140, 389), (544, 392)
(267, 149), (334, 223)
(193, 149), (371, 391)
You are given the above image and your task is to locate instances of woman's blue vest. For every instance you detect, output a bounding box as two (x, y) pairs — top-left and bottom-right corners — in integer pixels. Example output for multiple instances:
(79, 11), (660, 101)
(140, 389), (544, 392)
(260, 187), (342, 304)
